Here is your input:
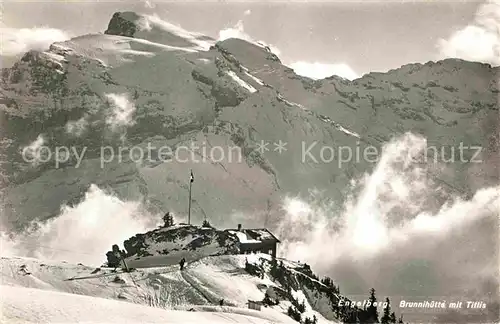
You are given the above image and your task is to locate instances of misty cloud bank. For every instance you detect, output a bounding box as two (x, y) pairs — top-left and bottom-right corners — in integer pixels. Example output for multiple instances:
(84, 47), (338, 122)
(0, 27), (71, 57)
(438, 0), (500, 66)
(0, 185), (159, 266)
(276, 132), (499, 322)
(289, 62), (359, 81)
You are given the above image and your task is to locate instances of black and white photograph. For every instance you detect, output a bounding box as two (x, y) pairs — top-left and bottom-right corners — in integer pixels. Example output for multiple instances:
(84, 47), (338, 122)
(0, 0), (499, 323)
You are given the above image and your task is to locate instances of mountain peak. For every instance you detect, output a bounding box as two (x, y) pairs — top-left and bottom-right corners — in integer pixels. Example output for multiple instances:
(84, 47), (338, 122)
(103, 12), (215, 51)
(104, 11), (142, 37)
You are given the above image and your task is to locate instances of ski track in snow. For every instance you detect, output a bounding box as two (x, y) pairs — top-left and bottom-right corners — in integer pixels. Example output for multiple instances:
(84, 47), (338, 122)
(180, 268), (214, 304)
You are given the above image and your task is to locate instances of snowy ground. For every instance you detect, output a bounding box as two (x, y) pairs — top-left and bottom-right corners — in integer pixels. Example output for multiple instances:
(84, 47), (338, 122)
(0, 285), (286, 324)
(0, 254), (331, 323)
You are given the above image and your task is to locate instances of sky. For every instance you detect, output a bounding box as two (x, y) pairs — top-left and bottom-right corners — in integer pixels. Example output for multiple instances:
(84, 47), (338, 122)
(1, 0), (499, 79)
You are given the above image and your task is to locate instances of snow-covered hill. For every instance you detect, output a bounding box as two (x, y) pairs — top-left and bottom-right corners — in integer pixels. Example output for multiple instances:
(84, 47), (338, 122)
(111, 224), (240, 268)
(1, 285), (291, 324)
(0, 254), (341, 324)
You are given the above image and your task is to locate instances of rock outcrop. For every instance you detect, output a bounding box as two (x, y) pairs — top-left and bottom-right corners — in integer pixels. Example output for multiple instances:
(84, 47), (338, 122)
(105, 225), (240, 266)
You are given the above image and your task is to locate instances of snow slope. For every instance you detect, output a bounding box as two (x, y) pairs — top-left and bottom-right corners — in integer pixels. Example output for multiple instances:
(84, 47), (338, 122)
(226, 70), (257, 93)
(0, 255), (333, 323)
(179, 255), (334, 324)
(50, 33), (198, 68)
(0, 285), (288, 324)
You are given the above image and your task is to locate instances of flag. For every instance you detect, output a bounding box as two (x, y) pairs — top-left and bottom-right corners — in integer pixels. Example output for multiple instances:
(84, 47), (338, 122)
(190, 170), (194, 183)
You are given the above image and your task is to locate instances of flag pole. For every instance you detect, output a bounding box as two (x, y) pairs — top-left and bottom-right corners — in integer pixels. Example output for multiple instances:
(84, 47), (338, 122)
(188, 169), (193, 225)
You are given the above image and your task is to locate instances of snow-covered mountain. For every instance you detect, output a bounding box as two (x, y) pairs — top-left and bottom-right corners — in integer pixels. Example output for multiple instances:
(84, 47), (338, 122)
(1, 11), (498, 231)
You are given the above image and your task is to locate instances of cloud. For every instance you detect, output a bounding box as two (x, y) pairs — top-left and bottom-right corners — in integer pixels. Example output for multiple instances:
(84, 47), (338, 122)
(142, 14), (214, 51)
(0, 27), (71, 57)
(0, 185), (159, 266)
(104, 93), (136, 129)
(20, 134), (47, 166)
(278, 132), (499, 262)
(289, 61), (359, 80)
(244, 9), (252, 16)
(218, 20), (253, 42)
(218, 20), (281, 57)
(275, 132), (499, 311)
(438, 0), (500, 66)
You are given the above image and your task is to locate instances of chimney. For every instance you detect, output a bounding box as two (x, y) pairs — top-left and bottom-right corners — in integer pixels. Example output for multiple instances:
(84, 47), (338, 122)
(237, 224), (242, 231)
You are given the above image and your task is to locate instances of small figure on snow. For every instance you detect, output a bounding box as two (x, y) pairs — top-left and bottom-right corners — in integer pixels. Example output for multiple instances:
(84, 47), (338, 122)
(19, 264), (31, 276)
(179, 257), (186, 271)
(108, 245), (123, 271)
(219, 299), (224, 306)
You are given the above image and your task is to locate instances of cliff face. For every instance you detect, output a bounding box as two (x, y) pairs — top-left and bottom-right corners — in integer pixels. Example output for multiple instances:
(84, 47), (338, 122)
(0, 11), (498, 233)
